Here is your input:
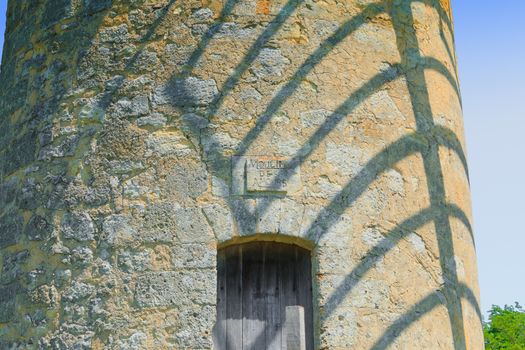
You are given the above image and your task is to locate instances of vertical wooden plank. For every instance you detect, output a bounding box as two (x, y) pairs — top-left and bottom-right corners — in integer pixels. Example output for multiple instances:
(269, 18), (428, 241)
(284, 306), (307, 350)
(213, 250), (227, 350)
(218, 242), (313, 350)
(226, 245), (243, 350)
(297, 247), (314, 350)
(242, 243), (266, 350)
(242, 243), (253, 349)
(265, 242), (282, 349)
(256, 243), (268, 350)
(289, 246), (300, 307)
(279, 243), (286, 350)
(280, 244), (298, 349)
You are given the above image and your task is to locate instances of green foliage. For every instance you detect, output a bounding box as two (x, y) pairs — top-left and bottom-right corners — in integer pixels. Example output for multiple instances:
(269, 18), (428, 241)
(484, 303), (525, 350)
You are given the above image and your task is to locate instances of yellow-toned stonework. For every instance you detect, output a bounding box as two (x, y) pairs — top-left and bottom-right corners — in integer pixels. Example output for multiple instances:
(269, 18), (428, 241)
(0, 0), (483, 349)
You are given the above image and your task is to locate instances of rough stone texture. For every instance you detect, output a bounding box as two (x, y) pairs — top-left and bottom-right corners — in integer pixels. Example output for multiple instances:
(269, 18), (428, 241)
(0, 0), (482, 349)
(61, 211), (96, 242)
(0, 284), (18, 323)
(153, 77), (219, 107)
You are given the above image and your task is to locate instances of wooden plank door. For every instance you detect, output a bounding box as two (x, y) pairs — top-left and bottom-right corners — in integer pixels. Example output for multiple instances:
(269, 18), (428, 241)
(214, 242), (314, 350)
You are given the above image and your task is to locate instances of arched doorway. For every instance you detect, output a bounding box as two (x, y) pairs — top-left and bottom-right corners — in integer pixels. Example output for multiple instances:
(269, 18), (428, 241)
(214, 241), (314, 349)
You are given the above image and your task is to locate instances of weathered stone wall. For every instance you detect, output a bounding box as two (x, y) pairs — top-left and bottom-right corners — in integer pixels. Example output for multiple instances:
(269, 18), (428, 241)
(0, 0), (483, 349)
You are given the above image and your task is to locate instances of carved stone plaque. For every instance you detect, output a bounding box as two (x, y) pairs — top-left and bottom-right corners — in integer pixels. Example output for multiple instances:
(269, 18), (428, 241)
(231, 156), (301, 195)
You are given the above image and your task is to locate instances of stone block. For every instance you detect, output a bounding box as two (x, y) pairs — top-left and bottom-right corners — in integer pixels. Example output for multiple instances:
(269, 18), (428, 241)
(38, 134), (80, 160)
(173, 305), (215, 348)
(102, 214), (137, 246)
(153, 77), (218, 107)
(70, 247), (94, 266)
(319, 307), (357, 348)
(256, 198), (282, 233)
(79, 97), (106, 121)
(18, 178), (44, 210)
(201, 132), (240, 161)
(114, 95), (150, 118)
(99, 24), (129, 44)
(135, 270), (215, 309)
(135, 272), (177, 308)
(1, 250), (29, 284)
(279, 199), (305, 235)
(61, 211), (95, 242)
(191, 8), (214, 22)
(137, 113), (167, 129)
(108, 160), (145, 175)
(211, 176), (229, 197)
(215, 23), (256, 40)
(0, 284), (18, 323)
(181, 113), (209, 140)
(325, 141), (367, 177)
(144, 133), (189, 158)
(300, 109), (342, 128)
(172, 244), (215, 269)
(129, 50), (159, 73)
(251, 48), (290, 79)
(174, 206), (213, 243)
(62, 281), (95, 302)
(29, 284), (59, 306)
(0, 177), (18, 207)
(118, 250), (151, 272)
(140, 203), (178, 243)
(231, 198), (256, 236)
(41, 0), (74, 29)
(84, 0), (112, 14)
(0, 210), (24, 249)
(117, 332), (147, 349)
(202, 203), (234, 242)
(4, 130), (37, 176)
(165, 161), (208, 201)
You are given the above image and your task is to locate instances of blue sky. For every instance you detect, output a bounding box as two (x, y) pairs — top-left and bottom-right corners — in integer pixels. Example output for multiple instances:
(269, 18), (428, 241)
(453, 0), (525, 316)
(0, 1), (523, 318)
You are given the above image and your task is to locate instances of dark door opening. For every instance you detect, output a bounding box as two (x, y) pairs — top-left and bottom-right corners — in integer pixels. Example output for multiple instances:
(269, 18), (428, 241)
(214, 241), (314, 350)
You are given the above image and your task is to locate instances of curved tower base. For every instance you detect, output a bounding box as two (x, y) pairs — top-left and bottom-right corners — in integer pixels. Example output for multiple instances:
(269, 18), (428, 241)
(0, 0), (483, 348)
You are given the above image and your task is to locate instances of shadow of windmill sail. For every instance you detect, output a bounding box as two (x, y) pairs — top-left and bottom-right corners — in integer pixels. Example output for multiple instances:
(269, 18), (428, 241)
(0, 0), (482, 348)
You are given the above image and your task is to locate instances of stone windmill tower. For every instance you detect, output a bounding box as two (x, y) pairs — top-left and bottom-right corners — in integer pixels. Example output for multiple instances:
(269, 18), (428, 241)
(0, 0), (483, 349)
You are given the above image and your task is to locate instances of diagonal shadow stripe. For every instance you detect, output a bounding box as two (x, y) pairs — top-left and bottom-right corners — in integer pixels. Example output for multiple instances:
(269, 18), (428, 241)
(254, 110), (469, 227)
(178, 1), (389, 235)
(422, 56), (461, 107)
(319, 203), (473, 321)
(431, 125), (470, 183)
(438, 17), (460, 86)
(138, 0), (177, 44)
(183, 0), (239, 75)
(298, 126), (470, 244)
(204, 0), (304, 116)
(370, 290), (443, 350)
(94, 0), (178, 117)
(180, 0), (476, 347)
(176, 0), (461, 217)
(390, 1), (467, 348)
(447, 203), (475, 246)
(254, 66), (402, 215)
(231, 2), (387, 159)
(414, 0), (455, 35)
(218, 10), (461, 226)
(458, 282), (483, 324)
(369, 283), (481, 350)
(223, 0), (456, 164)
